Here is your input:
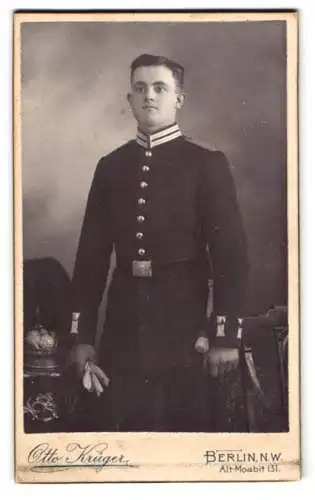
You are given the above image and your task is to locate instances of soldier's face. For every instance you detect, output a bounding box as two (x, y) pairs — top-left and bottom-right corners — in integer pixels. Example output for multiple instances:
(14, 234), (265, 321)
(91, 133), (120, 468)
(128, 65), (184, 133)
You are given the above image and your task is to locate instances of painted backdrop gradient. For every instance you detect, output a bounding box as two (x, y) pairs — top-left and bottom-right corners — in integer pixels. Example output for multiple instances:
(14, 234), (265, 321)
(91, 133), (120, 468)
(21, 21), (287, 318)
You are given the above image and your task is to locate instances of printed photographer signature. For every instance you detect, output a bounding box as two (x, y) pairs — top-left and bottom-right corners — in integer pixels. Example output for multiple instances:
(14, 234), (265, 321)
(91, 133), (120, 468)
(27, 442), (134, 471)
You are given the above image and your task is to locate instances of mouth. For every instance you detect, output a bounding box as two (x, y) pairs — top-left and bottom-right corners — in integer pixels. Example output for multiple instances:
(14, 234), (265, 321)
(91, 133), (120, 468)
(143, 105), (158, 110)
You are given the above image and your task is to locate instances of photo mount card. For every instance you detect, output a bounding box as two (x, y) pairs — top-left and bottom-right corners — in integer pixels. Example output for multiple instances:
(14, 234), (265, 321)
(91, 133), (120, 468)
(14, 11), (300, 483)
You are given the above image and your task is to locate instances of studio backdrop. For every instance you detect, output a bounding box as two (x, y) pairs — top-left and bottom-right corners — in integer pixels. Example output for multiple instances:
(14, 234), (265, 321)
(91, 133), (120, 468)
(21, 21), (287, 326)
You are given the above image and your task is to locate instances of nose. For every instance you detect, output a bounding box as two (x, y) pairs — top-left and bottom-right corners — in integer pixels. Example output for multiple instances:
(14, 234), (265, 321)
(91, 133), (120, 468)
(144, 86), (155, 102)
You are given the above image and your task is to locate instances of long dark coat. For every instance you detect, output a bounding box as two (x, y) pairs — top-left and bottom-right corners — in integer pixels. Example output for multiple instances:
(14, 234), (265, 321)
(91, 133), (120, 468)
(71, 135), (248, 375)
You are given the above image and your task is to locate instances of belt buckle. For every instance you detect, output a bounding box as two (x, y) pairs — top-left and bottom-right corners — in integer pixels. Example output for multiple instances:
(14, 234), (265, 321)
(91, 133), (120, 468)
(132, 260), (152, 277)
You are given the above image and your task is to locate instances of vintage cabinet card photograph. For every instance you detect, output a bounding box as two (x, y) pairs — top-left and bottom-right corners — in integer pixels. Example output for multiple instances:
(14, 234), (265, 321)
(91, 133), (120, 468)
(14, 11), (299, 482)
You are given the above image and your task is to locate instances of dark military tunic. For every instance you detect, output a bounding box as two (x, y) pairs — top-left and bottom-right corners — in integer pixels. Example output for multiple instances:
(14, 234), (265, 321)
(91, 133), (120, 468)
(71, 124), (248, 430)
(71, 124), (248, 370)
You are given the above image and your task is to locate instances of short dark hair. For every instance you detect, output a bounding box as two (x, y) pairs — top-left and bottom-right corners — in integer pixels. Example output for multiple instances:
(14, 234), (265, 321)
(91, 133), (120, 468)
(130, 54), (184, 89)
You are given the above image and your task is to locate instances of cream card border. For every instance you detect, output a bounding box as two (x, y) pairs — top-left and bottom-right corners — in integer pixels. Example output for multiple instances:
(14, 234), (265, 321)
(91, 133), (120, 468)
(13, 11), (299, 483)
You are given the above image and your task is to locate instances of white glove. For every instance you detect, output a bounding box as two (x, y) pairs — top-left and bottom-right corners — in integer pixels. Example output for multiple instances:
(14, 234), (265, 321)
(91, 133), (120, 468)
(82, 361), (110, 396)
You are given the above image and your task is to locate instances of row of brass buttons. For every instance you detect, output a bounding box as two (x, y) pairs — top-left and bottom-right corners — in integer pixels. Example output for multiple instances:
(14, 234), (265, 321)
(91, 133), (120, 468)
(137, 153), (151, 257)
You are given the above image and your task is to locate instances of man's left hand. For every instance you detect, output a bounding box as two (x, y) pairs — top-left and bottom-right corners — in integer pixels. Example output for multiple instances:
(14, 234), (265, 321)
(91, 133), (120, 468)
(206, 347), (239, 377)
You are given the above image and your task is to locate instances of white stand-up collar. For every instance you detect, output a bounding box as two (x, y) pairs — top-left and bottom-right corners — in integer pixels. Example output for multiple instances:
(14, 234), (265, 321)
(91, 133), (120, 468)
(136, 123), (182, 149)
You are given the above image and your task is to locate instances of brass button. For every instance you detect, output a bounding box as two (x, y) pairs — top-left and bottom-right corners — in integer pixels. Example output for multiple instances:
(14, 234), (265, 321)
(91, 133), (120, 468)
(136, 232), (143, 239)
(145, 150), (152, 157)
(140, 181), (148, 188)
(138, 198), (146, 205)
(137, 215), (145, 223)
(138, 248), (146, 256)
(142, 165), (150, 172)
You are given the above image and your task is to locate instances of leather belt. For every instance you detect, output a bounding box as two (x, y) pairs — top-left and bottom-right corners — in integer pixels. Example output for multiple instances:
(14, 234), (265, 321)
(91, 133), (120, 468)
(117, 258), (206, 278)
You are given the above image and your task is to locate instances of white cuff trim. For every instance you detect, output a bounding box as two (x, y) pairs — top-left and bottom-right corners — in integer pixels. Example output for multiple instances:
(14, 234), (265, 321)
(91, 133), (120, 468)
(216, 315), (226, 337)
(70, 312), (80, 334)
(237, 318), (243, 339)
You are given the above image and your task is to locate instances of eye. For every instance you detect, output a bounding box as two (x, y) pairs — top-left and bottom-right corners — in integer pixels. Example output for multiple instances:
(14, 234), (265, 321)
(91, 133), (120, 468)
(134, 85), (146, 93)
(154, 84), (166, 94)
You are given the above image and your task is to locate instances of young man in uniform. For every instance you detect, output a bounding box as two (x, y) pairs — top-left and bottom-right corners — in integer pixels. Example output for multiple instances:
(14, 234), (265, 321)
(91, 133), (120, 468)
(70, 54), (248, 432)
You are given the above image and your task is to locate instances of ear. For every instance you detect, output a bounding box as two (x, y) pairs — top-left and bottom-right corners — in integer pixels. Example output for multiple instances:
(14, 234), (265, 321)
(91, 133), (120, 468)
(127, 92), (132, 105)
(176, 91), (185, 110)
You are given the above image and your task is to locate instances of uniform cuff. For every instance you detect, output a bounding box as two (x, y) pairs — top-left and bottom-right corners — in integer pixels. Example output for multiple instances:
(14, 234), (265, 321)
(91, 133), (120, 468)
(208, 315), (244, 348)
(70, 311), (97, 345)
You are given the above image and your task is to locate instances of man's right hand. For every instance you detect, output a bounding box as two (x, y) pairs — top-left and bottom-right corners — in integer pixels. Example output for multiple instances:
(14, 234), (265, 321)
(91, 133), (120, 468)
(69, 343), (97, 377)
(69, 344), (110, 395)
